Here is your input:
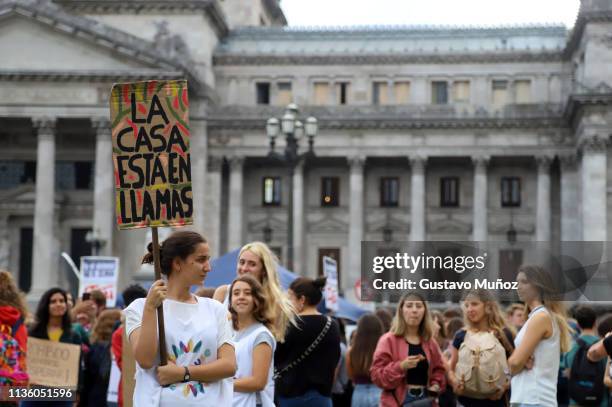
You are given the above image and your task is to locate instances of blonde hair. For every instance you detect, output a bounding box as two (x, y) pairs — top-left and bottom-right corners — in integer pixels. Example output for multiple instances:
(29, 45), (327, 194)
(390, 292), (433, 341)
(518, 264), (572, 353)
(90, 309), (122, 343)
(0, 270), (28, 319)
(463, 289), (515, 351)
(238, 242), (296, 341)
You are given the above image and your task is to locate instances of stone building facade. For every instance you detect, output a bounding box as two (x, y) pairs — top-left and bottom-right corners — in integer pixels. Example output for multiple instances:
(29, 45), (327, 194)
(0, 0), (611, 303)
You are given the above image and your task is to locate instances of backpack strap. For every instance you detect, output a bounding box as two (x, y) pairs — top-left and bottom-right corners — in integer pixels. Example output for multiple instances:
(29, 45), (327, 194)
(11, 317), (24, 336)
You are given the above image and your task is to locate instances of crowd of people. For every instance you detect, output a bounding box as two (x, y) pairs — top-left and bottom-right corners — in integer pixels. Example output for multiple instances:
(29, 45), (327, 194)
(1, 230), (612, 407)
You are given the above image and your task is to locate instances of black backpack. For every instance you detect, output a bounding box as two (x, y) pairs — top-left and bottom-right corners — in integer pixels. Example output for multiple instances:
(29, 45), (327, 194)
(568, 338), (606, 406)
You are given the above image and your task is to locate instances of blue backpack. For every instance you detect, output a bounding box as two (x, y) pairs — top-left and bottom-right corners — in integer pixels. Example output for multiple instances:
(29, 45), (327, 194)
(568, 338), (606, 406)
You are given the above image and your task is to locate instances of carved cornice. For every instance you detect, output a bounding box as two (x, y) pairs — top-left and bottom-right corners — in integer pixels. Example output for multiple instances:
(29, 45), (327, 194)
(536, 155), (554, 171)
(227, 155), (245, 169)
(91, 117), (111, 136)
(208, 104), (567, 131)
(213, 51), (563, 66)
(579, 135), (610, 153)
(52, 0), (229, 37)
(348, 155), (366, 171)
(207, 155), (223, 172)
(409, 155), (427, 172)
(559, 153), (578, 170)
(472, 155), (490, 169)
(0, 70), (186, 82)
(32, 117), (56, 135)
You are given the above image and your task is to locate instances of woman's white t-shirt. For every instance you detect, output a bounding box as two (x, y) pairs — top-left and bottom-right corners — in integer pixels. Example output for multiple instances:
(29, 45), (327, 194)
(233, 323), (276, 407)
(125, 296), (234, 407)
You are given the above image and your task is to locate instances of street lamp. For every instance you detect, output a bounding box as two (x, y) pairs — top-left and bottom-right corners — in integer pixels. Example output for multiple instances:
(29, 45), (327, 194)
(85, 228), (106, 256)
(266, 103), (318, 271)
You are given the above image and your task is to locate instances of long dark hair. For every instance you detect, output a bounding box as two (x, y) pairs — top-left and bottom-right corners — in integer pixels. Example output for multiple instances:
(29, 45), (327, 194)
(349, 313), (384, 377)
(142, 230), (207, 276)
(29, 287), (72, 339)
(289, 276), (326, 306)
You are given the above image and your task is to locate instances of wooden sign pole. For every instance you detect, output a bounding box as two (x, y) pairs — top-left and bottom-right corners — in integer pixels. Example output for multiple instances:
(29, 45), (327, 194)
(151, 227), (168, 365)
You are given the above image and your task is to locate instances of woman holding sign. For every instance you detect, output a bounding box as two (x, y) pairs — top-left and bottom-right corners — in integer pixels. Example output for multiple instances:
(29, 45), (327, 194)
(213, 242), (295, 342)
(124, 230), (236, 406)
(24, 288), (83, 407)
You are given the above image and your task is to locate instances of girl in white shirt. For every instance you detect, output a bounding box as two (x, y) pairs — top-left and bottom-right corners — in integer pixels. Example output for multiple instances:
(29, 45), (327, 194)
(124, 231), (236, 407)
(230, 274), (276, 407)
(213, 242), (295, 342)
(508, 264), (571, 407)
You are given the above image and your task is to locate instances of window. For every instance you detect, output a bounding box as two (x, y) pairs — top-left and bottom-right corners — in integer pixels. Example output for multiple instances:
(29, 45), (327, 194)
(440, 177), (459, 207)
(501, 177), (521, 207)
(256, 82), (270, 105)
(492, 80), (508, 107)
(56, 161), (94, 190)
(262, 176), (281, 206)
(372, 81), (389, 105)
(394, 81), (410, 104)
(277, 82), (292, 106)
(431, 81), (448, 104)
(0, 160), (36, 189)
(452, 81), (470, 103)
(336, 82), (350, 105)
(313, 82), (330, 105)
(321, 177), (339, 207)
(515, 80), (531, 104)
(380, 177), (399, 207)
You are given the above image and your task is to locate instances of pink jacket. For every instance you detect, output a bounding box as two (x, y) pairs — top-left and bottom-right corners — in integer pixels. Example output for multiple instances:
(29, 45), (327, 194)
(370, 332), (446, 407)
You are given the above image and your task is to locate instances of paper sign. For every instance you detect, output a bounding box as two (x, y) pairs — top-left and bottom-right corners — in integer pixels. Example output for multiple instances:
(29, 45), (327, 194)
(79, 256), (120, 307)
(26, 338), (81, 388)
(110, 80), (193, 229)
(106, 351), (121, 403)
(323, 256), (339, 312)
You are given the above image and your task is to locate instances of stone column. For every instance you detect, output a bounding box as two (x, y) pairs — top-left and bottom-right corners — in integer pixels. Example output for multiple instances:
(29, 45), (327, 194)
(30, 117), (58, 299)
(227, 156), (245, 251)
(292, 161), (305, 275)
(92, 118), (113, 255)
(472, 156), (489, 241)
(190, 118), (208, 235)
(203, 156), (223, 257)
(580, 136), (608, 241)
(0, 215), (9, 270)
(536, 156), (552, 241)
(410, 155), (426, 241)
(560, 153), (581, 241)
(348, 156), (365, 293)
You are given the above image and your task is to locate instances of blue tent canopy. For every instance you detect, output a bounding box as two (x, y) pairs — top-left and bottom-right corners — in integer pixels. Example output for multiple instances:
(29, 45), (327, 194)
(208, 249), (367, 322)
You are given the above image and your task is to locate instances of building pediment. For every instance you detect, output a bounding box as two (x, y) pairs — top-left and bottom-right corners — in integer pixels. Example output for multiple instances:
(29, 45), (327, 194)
(0, 7), (175, 73)
(0, 1), (214, 97)
(307, 212), (349, 233)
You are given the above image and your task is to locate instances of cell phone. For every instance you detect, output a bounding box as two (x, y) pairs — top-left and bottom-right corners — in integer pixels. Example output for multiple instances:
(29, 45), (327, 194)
(82, 292), (91, 301)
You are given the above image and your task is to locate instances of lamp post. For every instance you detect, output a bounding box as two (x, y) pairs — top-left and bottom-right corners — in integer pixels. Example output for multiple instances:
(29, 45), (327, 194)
(85, 228), (106, 256)
(266, 103), (318, 271)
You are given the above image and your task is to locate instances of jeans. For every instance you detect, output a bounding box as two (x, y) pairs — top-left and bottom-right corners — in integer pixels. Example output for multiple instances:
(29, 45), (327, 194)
(279, 389), (333, 407)
(351, 384), (381, 407)
(403, 388), (427, 406)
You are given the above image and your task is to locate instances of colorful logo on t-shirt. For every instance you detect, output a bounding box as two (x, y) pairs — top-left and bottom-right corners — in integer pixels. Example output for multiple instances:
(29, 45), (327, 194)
(166, 338), (213, 398)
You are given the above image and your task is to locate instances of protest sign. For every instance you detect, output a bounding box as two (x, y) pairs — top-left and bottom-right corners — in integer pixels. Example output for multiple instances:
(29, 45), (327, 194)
(79, 256), (120, 307)
(26, 338), (80, 388)
(110, 80), (193, 230)
(323, 256), (339, 312)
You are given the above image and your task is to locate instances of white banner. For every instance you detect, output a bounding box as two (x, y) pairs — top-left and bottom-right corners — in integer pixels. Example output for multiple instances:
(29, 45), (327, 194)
(107, 349), (121, 404)
(79, 256), (120, 307)
(323, 256), (339, 312)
